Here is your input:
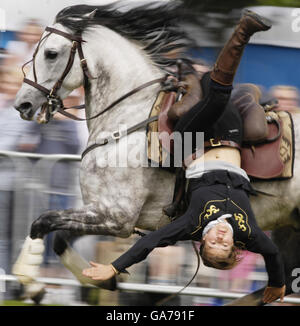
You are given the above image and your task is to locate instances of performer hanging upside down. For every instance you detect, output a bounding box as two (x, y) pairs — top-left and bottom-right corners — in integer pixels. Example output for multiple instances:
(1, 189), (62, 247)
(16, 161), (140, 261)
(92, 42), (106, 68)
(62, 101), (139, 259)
(82, 10), (286, 304)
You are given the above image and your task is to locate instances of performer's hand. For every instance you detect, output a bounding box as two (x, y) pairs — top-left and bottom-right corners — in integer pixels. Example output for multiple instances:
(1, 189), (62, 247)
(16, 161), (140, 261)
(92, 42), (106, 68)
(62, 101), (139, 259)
(82, 261), (116, 281)
(263, 285), (286, 304)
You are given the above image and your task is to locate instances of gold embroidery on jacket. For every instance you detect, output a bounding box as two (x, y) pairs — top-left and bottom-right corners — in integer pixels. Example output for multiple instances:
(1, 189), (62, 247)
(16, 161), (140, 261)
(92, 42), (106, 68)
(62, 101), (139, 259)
(204, 205), (220, 219)
(234, 213), (247, 232)
(230, 200), (251, 238)
(191, 199), (226, 235)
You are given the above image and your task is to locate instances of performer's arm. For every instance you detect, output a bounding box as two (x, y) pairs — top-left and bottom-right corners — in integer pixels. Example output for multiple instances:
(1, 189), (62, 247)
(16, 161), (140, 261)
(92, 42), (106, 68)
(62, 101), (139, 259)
(83, 213), (191, 280)
(247, 230), (286, 303)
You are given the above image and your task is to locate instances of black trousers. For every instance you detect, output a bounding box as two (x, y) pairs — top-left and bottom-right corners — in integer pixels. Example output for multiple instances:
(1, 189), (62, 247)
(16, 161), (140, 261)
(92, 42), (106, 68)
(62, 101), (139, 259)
(173, 73), (233, 158)
(174, 72), (232, 135)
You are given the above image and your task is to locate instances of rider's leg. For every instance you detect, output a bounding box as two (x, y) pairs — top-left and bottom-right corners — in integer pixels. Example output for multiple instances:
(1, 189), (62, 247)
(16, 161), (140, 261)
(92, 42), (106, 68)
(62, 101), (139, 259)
(210, 10), (271, 86)
(231, 83), (268, 143)
(174, 10), (271, 135)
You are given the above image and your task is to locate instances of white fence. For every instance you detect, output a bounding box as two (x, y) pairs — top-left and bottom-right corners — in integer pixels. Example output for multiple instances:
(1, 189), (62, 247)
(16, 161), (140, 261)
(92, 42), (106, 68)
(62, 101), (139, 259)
(0, 274), (299, 305)
(0, 150), (82, 264)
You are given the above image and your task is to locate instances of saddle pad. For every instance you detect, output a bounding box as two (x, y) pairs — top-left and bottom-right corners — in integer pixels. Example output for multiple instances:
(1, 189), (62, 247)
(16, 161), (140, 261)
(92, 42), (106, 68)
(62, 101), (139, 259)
(147, 91), (176, 166)
(158, 92), (176, 153)
(241, 111), (294, 180)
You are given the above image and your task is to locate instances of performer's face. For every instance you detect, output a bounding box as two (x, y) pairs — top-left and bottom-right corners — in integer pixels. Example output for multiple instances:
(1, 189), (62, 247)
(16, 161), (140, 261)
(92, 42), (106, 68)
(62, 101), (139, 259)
(202, 222), (234, 259)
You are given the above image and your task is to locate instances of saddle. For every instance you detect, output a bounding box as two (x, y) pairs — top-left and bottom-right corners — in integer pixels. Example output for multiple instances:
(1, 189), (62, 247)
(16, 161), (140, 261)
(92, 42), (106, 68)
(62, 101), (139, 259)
(147, 78), (295, 180)
(147, 73), (202, 167)
(147, 90), (177, 166)
(241, 110), (294, 180)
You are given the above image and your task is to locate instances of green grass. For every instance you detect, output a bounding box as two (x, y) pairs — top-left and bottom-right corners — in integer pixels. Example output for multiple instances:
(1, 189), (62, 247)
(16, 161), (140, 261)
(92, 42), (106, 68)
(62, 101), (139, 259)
(1, 300), (62, 306)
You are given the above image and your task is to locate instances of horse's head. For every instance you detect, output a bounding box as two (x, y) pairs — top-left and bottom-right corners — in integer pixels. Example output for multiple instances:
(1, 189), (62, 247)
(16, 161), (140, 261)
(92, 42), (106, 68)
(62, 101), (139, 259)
(14, 10), (96, 123)
(14, 2), (196, 124)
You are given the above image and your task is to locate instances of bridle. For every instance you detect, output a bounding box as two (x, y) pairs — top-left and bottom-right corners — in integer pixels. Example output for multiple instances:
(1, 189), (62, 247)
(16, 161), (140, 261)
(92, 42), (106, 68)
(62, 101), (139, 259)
(22, 26), (94, 118)
(21, 25), (186, 158)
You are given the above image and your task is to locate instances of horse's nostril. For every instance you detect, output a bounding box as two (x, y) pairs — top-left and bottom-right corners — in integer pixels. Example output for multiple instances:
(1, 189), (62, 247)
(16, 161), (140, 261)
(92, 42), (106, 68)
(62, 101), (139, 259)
(15, 102), (33, 112)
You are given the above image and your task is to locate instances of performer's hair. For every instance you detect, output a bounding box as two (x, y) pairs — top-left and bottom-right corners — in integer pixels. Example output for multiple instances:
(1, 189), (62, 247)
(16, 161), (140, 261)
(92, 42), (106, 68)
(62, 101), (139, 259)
(199, 242), (243, 270)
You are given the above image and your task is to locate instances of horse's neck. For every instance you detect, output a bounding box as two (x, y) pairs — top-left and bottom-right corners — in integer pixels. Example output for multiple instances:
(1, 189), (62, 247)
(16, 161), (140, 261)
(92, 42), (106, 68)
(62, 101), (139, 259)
(82, 27), (164, 143)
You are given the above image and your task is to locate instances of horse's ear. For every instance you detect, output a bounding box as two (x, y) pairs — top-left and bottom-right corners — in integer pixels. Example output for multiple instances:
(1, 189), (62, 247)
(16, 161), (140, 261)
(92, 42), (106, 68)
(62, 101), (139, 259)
(82, 9), (97, 20)
(63, 9), (97, 23)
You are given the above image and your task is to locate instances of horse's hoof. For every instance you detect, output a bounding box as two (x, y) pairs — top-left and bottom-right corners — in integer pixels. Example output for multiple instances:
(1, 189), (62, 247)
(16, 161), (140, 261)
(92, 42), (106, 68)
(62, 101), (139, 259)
(20, 282), (46, 304)
(12, 236), (44, 284)
(31, 287), (46, 305)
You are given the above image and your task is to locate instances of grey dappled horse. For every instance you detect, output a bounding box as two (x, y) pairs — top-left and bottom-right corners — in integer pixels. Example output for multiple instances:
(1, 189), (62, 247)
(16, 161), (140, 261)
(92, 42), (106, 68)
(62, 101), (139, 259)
(13, 3), (300, 305)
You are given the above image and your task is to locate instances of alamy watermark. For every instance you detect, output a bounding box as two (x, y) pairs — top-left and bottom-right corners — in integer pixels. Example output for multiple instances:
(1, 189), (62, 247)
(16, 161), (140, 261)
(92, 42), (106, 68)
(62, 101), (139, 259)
(92, 127), (204, 169)
(291, 268), (300, 293)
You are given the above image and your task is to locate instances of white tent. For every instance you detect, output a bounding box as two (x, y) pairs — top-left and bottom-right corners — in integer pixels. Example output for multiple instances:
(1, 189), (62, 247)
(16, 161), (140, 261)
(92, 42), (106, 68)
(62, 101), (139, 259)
(1, 0), (116, 30)
(185, 6), (300, 49)
(2, 2), (299, 49)
(1, 0), (169, 31)
(248, 6), (300, 49)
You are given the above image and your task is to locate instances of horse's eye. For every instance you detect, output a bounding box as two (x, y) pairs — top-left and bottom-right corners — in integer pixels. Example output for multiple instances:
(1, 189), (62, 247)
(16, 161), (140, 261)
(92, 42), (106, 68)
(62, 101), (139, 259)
(45, 50), (58, 60)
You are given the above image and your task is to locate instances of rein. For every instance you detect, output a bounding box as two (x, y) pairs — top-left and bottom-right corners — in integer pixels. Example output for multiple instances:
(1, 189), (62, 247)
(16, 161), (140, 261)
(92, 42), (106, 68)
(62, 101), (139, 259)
(58, 76), (166, 122)
(155, 241), (201, 306)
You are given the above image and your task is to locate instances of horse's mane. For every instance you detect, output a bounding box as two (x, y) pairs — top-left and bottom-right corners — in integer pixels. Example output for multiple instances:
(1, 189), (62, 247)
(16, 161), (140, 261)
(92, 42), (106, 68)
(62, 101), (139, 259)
(55, 1), (198, 72)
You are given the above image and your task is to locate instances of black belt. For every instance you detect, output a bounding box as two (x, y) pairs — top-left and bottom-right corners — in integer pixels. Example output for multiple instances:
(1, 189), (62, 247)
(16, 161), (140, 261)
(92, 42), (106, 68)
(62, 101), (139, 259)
(183, 138), (241, 169)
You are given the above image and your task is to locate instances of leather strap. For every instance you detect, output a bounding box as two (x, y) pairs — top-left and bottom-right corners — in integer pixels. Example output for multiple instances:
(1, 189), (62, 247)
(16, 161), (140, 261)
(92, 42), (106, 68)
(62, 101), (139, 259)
(23, 27), (88, 99)
(183, 139), (241, 169)
(45, 26), (84, 43)
(23, 40), (78, 99)
(57, 107), (86, 121)
(203, 139), (241, 150)
(23, 78), (51, 96)
(57, 77), (166, 122)
(81, 115), (159, 159)
(77, 42), (94, 81)
(51, 40), (78, 97)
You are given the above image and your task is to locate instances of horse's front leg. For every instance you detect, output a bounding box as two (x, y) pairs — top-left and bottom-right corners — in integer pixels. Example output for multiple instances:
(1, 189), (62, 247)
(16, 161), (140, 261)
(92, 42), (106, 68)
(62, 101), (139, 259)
(30, 202), (133, 239)
(13, 203), (138, 290)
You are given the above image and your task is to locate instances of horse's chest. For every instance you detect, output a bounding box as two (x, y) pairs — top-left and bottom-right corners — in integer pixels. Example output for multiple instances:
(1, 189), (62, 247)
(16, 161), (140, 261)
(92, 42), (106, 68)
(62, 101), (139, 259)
(80, 157), (145, 203)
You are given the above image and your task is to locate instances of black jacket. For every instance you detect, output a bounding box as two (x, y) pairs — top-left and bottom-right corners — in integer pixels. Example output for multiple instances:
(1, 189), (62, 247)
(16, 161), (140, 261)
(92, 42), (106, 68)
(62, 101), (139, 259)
(112, 171), (285, 288)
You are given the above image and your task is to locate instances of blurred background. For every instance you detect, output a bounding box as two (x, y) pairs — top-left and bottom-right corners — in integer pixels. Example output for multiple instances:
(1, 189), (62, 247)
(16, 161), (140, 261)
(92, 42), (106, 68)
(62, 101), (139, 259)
(0, 0), (299, 306)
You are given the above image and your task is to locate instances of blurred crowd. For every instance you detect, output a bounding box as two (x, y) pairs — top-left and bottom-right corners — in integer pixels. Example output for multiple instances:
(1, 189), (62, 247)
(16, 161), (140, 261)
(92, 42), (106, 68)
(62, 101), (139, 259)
(0, 19), (299, 306)
(0, 20), (88, 300)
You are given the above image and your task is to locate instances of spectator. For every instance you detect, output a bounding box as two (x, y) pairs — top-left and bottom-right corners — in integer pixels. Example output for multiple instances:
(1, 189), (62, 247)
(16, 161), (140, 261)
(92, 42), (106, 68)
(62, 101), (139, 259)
(143, 245), (185, 305)
(6, 19), (43, 68)
(270, 85), (300, 113)
(219, 251), (259, 293)
(0, 65), (38, 280)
